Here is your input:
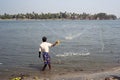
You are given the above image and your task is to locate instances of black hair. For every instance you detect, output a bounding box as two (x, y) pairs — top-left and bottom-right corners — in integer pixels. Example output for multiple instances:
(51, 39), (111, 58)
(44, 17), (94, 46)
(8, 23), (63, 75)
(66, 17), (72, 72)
(42, 36), (47, 42)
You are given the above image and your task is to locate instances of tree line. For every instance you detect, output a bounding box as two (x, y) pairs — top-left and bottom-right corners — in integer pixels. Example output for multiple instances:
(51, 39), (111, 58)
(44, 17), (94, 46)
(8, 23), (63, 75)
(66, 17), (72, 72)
(0, 12), (117, 20)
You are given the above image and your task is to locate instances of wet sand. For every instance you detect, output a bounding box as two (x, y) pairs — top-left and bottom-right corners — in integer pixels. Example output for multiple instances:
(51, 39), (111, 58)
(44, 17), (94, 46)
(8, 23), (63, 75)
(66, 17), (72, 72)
(1, 66), (120, 80)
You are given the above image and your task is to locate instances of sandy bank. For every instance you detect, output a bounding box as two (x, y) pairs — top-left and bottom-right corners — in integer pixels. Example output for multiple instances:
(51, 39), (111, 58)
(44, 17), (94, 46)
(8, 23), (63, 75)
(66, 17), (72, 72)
(2, 67), (120, 80)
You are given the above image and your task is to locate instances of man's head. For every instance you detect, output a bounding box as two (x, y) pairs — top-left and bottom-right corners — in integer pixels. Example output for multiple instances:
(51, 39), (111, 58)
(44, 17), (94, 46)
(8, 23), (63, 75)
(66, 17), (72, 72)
(42, 36), (47, 42)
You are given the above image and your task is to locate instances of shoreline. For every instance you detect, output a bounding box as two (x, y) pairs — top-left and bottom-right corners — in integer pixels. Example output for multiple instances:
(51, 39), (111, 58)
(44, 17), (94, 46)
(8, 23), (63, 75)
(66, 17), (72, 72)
(1, 66), (120, 80)
(0, 19), (119, 21)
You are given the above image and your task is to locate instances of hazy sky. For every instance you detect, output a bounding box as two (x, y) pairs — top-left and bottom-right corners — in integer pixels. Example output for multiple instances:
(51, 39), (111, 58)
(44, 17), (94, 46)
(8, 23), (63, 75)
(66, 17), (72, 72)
(0, 0), (120, 17)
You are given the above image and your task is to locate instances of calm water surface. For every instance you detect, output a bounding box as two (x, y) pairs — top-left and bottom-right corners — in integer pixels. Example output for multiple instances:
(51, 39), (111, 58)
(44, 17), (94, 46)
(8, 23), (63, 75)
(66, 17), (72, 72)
(0, 20), (120, 76)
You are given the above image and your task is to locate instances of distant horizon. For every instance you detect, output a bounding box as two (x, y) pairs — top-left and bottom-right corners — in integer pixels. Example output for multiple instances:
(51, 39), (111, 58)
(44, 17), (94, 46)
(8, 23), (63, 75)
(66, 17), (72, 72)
(0, 0), (120, 17)
(0, 12), (117, 20)
(0, 11), (117, 15)
(0, 12), (119, 18)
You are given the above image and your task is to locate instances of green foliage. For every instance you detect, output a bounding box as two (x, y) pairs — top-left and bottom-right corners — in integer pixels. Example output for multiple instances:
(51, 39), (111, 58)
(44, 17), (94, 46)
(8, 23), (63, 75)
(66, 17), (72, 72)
(0, 12), (117, 20)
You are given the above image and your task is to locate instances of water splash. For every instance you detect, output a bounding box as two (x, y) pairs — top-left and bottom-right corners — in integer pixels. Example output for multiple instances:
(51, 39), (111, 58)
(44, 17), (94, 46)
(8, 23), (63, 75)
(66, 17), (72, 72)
(64, 26), (94, 40)
(65, 30), (84, 40)
(56, 52), (90, 57)
(65, 34), (73, 40)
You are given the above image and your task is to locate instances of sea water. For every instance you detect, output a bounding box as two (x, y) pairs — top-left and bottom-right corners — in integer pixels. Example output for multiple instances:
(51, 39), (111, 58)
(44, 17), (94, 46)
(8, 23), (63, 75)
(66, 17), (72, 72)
(0, 20), (120, 76)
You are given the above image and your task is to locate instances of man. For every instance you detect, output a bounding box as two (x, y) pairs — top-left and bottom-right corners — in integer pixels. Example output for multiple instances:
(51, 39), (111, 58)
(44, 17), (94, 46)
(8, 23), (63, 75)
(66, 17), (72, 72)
(39, 36), (59, 71)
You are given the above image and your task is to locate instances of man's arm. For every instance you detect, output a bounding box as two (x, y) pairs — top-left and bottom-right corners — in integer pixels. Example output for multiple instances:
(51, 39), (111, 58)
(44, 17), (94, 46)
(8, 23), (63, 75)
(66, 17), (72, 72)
(39, 51), (41, 58)
(52, 40), (60, 47)
(39, 47), (42, 58)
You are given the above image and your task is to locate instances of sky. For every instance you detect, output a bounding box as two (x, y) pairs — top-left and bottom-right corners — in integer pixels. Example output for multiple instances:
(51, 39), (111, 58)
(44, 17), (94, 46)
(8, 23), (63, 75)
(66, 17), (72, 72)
(0, 0), (120, 17)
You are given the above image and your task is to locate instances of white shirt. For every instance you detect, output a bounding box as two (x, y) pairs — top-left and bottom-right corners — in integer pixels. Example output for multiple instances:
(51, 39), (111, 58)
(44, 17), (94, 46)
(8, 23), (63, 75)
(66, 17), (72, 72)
(39, 42), (52, 53)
